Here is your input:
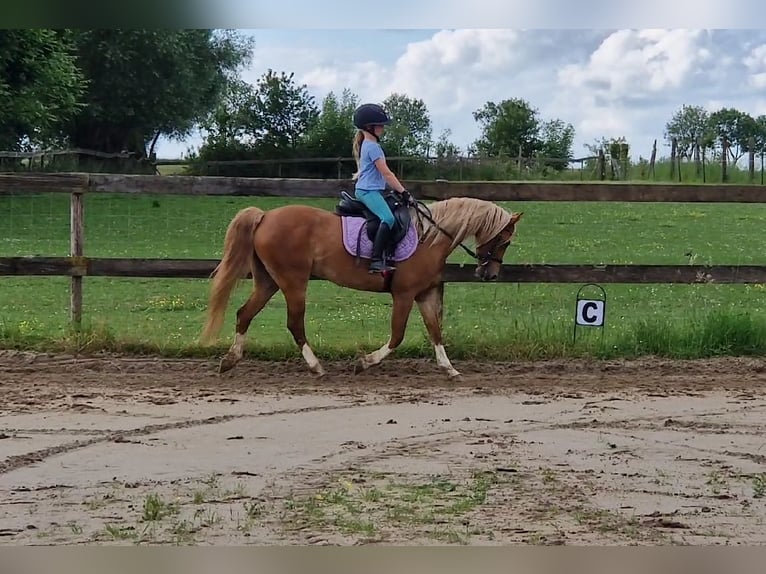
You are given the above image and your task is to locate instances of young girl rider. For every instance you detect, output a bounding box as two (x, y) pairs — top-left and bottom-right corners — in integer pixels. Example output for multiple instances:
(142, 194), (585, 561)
(351, 103), (413, 274)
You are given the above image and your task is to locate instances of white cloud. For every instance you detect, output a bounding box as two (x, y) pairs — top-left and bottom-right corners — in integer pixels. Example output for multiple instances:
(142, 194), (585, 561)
(558, 29), (712, 101)
(299, 29), (524, 114)
(301, 61), (384, 98)
(549, 29), (722, 149)
(295, 29), (531, 152)
(744, 44), (766, 89)
(386, 30), (522, 111)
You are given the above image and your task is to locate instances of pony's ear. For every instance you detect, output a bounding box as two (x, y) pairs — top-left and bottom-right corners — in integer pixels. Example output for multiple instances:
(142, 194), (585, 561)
(510, 212), (523, 223)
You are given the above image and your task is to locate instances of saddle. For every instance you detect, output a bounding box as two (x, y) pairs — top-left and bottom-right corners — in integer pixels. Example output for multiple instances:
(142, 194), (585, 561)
(334, 190), (412, 249)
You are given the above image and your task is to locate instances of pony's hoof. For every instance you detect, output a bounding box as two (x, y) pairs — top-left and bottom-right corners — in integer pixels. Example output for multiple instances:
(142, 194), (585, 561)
(218, 354), (239, 374)
(448, 370), (462, 381)
(354, 358), (368, 375)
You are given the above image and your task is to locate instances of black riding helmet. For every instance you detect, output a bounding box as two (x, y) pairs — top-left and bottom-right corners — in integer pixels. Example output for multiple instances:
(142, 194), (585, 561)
(353, 103), (392, 140)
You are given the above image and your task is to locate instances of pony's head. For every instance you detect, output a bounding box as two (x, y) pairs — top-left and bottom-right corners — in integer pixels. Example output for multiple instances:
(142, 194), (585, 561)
(416, 197), (523, 282)
(473, 210), (522, 281)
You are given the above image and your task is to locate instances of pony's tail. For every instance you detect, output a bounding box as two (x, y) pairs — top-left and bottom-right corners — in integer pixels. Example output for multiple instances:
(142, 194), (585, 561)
(200, 206), (265, 345)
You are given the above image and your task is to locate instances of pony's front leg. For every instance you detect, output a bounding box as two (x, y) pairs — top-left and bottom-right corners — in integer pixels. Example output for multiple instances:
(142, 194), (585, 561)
(415, 283), (460, 378)
(355, 294), (414, 373)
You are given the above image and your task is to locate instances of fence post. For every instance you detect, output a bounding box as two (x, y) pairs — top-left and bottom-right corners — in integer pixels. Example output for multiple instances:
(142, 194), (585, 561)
(721, 135), (728, 183)
(749, 137), (755, 182)
(597, 149), (605, 180)
(694, 137), (701, 178)
(670, 138), (677, 180)
(70, 190), (85, 328)
(702, 146), (706, 183)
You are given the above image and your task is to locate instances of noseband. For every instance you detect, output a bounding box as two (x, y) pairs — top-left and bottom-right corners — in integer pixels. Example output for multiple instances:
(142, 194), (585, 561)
(476, 234), (512, 267)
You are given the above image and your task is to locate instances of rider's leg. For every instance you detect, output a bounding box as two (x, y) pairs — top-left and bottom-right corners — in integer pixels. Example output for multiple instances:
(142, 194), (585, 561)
(354, 190), (397, 273)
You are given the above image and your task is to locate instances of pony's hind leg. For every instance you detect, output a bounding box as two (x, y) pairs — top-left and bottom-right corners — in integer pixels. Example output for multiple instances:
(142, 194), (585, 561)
(282, 283), (325, 377)
(219, 264), (278, 374)
(415, 284), (460, 378)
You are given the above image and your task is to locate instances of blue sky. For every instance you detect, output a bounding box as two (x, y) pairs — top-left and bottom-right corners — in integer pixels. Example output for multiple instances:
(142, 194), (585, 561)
(155, 28), (766, 163)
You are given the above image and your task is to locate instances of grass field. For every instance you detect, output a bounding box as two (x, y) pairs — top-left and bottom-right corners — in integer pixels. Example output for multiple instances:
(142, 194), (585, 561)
(2, 190), (766, 361)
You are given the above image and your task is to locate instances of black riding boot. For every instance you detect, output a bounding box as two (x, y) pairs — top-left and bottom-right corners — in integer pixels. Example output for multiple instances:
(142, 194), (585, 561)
(369, 222), (396, 274)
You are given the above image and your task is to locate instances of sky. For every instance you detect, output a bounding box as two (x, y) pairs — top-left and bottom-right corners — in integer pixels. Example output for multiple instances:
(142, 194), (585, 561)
(153, 28), (766, 163)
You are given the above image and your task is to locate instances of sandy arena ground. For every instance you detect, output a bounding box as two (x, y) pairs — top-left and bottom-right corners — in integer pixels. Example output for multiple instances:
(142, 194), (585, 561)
(1, 350), (766, 546)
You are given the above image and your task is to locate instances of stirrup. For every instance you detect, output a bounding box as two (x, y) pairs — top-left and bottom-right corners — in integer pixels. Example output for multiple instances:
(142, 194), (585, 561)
(369, 260), (396, 274)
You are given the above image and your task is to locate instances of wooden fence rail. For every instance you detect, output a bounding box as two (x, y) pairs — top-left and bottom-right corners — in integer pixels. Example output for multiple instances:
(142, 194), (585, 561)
(3, 257), (766, 284)
(3, 172), (766, 328)
(5, 172), (766, 202)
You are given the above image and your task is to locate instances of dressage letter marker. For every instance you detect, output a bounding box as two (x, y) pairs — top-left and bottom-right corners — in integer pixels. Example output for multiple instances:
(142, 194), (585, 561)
(576, 299), (605, 326)
(573, 283), (606, 344)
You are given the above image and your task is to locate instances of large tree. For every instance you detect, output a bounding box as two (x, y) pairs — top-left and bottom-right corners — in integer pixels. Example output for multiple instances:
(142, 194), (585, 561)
(0, 30), (84, 150)
(664, 104), (712, 160)
(64, 29), (253, 158)
(381, 93), (432, 157)
(472, 98), (541, 158)
(196, 68), (320, 167)
(305, 88), (359, 158)
(247, 69), (319, 156)
(537, 119), (575, 170)
(707, 107), (757, 164)
(196, 78), (259, 160)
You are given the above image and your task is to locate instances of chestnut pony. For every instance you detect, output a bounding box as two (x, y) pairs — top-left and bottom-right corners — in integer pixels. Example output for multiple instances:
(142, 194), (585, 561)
(200, 195), (522, 378)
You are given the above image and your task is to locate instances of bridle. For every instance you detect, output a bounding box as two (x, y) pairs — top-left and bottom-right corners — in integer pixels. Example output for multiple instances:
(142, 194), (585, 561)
(475, 233), (513, 267)
(408, 197), (513, 267)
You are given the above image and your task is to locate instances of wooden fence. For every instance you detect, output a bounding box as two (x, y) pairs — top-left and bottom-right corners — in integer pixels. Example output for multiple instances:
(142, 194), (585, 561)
(3, 172), (766, 327)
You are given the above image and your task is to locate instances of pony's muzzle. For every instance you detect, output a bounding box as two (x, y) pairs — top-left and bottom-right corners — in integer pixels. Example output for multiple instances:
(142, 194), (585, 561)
(475, 265), (498, 282)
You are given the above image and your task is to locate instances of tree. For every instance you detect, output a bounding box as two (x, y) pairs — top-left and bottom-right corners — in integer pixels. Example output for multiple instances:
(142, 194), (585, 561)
(64, 29), (254, 157)
(753, 115), (766, 154)
(246, 69), (319, 157)
(195, 69), (319, 172)
(305, 88), (359, 158)
(381, 93), (433, 157)
(663, 104), (712, 160)
(707, 107), (757, 164)
(0, 30), (85, 150)
(196, 78), (259, 160)
(537, 119), (575, 171)
(433, 128), (461, 159)
(472, 98), (540, 158)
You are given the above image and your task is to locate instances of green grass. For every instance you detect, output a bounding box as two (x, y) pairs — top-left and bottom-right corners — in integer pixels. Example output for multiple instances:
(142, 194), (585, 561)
(2, 191), (766, 360)
(281, 471), (502, 543)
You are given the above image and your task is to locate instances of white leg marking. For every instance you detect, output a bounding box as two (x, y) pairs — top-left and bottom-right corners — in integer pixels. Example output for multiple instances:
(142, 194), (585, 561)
(360, 342), (392, 370)
(230, 332), (246, 359)
(302, 343), (325, 375)
(434, 344), (460, 378)
(219, 332), (247, 373)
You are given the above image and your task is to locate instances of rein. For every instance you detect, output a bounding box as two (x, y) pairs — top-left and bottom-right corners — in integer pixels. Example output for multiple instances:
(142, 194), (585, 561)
(409, 199), (509, 266)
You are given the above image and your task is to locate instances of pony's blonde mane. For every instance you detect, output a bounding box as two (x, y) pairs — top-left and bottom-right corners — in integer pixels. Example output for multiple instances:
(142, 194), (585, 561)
(415, 197), (514, 250)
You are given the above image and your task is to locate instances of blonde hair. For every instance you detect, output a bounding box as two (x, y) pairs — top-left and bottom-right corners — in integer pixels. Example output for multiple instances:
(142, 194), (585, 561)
(351, 129), (365, 181)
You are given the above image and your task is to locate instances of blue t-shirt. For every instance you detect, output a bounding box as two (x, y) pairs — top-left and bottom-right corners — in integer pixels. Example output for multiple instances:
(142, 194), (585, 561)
(355, 139), (386, 190)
